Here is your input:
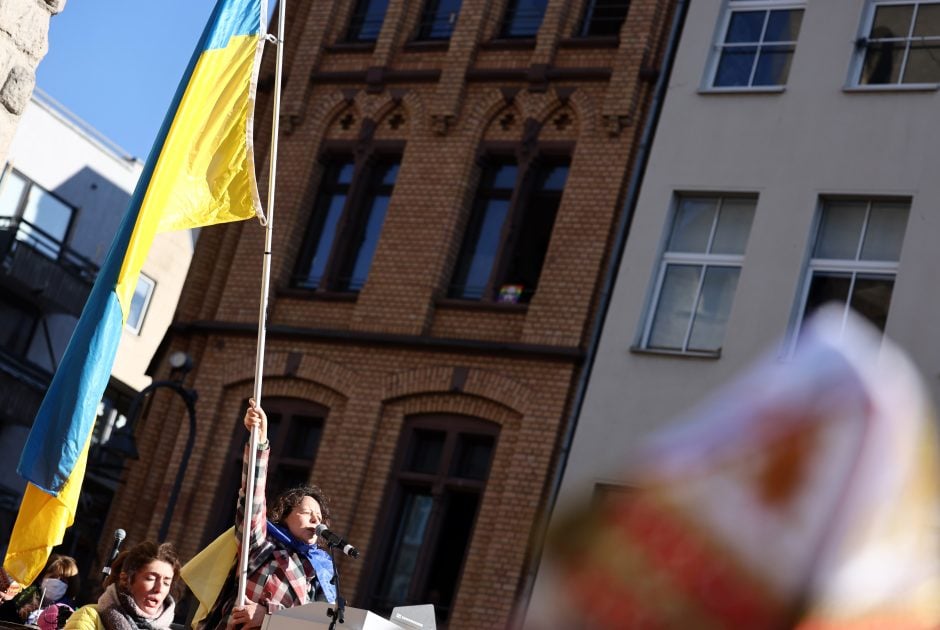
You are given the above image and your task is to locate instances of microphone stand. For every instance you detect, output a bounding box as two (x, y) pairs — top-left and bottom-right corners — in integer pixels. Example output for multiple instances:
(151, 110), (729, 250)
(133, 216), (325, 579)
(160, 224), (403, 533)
(326, 546), (344, 630)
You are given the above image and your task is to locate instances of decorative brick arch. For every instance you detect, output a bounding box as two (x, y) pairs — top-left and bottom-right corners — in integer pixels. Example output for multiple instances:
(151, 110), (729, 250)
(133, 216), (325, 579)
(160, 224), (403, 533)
(219, 349), (359, 400)
(462, 88), (522, 144)
(382, 365), (532, 417)
(371, 89), (428, 138)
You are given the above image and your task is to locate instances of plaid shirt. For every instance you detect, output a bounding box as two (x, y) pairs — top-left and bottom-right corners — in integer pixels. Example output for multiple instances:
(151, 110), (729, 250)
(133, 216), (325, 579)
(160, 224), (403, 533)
(201, 445), (321, 630)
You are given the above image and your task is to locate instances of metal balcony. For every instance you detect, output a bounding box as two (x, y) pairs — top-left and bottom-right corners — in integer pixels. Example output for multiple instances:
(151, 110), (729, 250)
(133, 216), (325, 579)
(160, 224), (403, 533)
(0, 217), (99, 318)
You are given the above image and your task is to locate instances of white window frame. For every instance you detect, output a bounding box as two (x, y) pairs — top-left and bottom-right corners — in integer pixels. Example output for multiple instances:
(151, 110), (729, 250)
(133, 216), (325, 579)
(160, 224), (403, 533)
(704, 0), (806, 91)
(639, 195), (756, 356)
(125, 273), (155, 335)
(792, 198), (908, 341)
(850, 0), (940, 89)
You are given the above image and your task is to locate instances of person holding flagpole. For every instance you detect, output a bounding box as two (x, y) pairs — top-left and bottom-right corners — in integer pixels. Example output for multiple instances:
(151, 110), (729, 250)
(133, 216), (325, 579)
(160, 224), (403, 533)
(197, 400), (336, 630)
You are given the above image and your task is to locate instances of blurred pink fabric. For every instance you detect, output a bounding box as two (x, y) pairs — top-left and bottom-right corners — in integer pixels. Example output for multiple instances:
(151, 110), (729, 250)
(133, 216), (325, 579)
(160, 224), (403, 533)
(536, 308), (940, 629)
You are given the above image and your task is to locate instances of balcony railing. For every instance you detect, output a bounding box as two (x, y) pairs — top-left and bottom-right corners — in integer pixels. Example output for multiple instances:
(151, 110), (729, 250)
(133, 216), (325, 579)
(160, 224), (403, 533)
(0, 216), (99, 316)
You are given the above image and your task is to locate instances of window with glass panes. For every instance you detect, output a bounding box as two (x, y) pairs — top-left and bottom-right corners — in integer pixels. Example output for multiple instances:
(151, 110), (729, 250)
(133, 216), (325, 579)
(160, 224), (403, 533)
(499, 0), (548, 38)
(125, 274), (155, 335)
(796, 199), (909, 336)
(292, 154), (400, 293)
(449, 155), (569, 303)
(0, 167), (76, 259)
(346, 0), (390, 42)
(855, 1), (940, 85)
(366, 415), (498, 627)
(642, 195), (756, 354)
(580, 0), (631, 37)
(416, 0), (461, 40)
(710, 0), (804, 88)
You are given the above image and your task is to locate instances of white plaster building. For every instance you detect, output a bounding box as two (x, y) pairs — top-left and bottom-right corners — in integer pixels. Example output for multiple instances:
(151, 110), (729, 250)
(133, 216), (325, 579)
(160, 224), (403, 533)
(527, 0), (940, 621)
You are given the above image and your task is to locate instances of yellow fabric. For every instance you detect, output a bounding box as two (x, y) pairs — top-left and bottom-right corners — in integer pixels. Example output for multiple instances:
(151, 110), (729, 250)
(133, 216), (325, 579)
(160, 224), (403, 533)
(3, 435), (90, 585)
(62, 604), (103, 630)
(114, 33), (262, 316)
(181, 527), (239, 629)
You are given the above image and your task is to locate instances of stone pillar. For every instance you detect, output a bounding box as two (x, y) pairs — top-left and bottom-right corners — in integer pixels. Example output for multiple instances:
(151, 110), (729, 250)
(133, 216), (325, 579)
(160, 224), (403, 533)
(0, 0), (66, 164)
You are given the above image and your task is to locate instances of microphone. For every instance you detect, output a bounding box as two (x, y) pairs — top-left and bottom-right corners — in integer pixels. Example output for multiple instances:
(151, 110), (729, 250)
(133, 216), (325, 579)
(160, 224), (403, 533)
(315, 524), (359, 559)
(102, 529), (126, 576)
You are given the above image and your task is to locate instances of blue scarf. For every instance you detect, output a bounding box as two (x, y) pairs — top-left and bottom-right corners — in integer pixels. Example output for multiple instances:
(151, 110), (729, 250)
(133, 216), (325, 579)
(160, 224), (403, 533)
(267, 521), (337, 603)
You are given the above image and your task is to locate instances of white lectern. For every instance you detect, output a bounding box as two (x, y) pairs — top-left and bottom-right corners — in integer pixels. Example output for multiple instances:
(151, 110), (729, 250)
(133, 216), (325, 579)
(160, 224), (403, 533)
(261, 602), (436, 630)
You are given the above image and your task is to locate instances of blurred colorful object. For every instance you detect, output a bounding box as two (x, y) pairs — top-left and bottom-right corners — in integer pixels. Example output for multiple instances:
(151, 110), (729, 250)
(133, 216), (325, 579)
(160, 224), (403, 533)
(540, 308), (940, 628)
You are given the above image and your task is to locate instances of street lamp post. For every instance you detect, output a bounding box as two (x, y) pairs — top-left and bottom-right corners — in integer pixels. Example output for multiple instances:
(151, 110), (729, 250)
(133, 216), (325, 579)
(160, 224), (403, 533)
(126, 351), (198, 542)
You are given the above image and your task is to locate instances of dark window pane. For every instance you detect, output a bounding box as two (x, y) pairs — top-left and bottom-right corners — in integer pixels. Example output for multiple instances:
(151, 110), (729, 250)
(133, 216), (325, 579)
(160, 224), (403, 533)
(500, 0), (548, 38)
(266, 412), (283, 445)
(850, 275), (894, 332)
(407, 430), (445, 474)
(862, 41), (903, 84)
(804, 272), (851, 320)
(903, 41), (940, 83)
(581, 0), (630, 37)
(714, 47), (758, 86)
(452, 434), (494, 480)
(283, 416), (324, 460)
(347, 0), (390, 42)
(343, 193), (390, 291)
(764, 9), (802, 42)
(869, 4), (913, 39)
(417, 0), (461, 39)
(539, 164), (569, 191)
(491, 164), (518, 190)
(376, 489), (434, 605)
(422, 492), (480, 623)
(293, 159), (354, 289)
(337, 163), (355, 185)
(725, 11), (766, 43)
(501, 162), (568, 302)
(450, 198), (511, 299)
(752, 45), (795, 86)
(913, 3), (940, 36)
(338, 159), (399, 292)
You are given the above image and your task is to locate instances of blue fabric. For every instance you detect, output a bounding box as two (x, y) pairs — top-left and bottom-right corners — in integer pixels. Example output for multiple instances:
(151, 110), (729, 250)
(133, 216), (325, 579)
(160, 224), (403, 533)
(267, 521), (336, 603)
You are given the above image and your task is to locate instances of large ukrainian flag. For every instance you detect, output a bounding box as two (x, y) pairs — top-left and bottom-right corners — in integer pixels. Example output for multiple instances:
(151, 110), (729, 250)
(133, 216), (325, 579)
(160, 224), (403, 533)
(3, 0), (266, 585)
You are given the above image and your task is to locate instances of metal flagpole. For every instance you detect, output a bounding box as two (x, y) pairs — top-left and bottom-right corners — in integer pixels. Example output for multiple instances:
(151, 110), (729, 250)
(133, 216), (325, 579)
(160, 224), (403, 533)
(237, 0), (286, 609)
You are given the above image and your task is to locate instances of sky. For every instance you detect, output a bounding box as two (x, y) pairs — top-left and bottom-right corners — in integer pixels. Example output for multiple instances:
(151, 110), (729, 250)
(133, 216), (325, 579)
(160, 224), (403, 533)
(37, 1), (277, 161)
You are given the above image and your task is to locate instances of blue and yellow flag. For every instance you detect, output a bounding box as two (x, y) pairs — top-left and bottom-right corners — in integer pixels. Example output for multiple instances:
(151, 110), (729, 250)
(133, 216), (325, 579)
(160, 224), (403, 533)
(4, 0), (266, 585)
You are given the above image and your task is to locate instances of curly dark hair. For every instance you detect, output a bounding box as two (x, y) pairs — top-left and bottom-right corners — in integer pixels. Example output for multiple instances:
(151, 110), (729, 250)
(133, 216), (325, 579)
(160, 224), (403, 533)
(269, 484), (332, 529)
(119, 541), (182, 599)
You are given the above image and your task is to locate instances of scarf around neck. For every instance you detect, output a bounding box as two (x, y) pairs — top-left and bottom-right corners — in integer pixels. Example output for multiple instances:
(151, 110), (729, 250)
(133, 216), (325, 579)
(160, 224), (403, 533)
(267, 520), (336, 603)
(97, 583), (175, 630)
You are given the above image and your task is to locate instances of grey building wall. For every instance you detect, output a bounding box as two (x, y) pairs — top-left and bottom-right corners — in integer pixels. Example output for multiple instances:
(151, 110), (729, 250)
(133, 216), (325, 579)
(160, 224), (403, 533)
(0, 0), (65, 163)
(527, 0), (940, 623)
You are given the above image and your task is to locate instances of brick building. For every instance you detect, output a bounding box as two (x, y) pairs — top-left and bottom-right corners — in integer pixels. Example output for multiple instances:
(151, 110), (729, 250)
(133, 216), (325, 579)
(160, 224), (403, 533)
(104, 1), (677, 627)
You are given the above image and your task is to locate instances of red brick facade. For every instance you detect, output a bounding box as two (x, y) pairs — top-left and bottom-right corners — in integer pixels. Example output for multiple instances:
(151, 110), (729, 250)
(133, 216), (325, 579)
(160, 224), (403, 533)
(104, 1), (676, 627)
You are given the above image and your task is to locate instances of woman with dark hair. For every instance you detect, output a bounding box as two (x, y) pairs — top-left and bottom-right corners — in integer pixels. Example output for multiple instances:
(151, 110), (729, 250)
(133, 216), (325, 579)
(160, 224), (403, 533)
(198, 400), (335, 630)
(63, 541), (180, 630)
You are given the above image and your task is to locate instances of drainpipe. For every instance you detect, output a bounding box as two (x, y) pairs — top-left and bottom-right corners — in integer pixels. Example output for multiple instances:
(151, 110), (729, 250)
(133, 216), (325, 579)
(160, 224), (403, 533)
(513, 0), (691, 625)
